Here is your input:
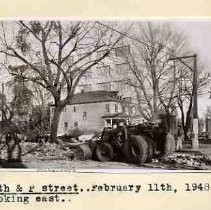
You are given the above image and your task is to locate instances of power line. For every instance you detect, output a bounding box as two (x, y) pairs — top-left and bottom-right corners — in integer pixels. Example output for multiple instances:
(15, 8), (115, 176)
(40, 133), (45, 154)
(96, 21), (176, 68)
(96, 21), (172, 52)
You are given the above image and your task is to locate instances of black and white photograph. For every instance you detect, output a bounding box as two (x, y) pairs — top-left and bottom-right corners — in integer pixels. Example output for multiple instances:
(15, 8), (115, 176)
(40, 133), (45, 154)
(0, 19), (211, 170)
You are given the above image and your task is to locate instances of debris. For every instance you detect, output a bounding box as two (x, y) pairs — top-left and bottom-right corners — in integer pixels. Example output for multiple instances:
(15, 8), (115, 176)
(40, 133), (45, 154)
(78, 134), (95, 142)
(0, 142), (75, 161)
(70, 137), (78, 143)
(160, 153), (211, 169)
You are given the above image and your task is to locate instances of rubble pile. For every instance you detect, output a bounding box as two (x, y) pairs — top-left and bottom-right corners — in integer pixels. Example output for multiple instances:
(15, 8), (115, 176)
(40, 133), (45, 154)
(159, 153), (211, 169)
(0, 145), (8, 160)
(22, 142), (75, 160)
(0, 142), (75, 161)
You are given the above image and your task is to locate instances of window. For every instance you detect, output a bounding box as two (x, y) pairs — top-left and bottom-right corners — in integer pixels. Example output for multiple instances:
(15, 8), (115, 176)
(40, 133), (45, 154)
(115, 104), (119, 113)
(73, 106), (76, 112)
(82, 70), (92, 79)
(131, 106), (136, 115)
(84, 70), (92, 79)
(115, 80), (125, 91)
(124, 97), (132, 103)
(105, 119), (112, 128)
(105, 104), (110, 113)
(68, 56), (74, 64)
(64, 56), (74, 65)
(98, 82), (111, 91)
(115, 45), (130, 57)
(83, 112), (87, 120)
(97, 66), (110, 78)
(36, 51), (41, 56)
(64, 122), (68, 130)
(129, 106), (136, 115)
(34, 61), (42, 68)
(116, 63), (130, 75)
(122, 106), (126, 113)
(74, 121), (78, 128)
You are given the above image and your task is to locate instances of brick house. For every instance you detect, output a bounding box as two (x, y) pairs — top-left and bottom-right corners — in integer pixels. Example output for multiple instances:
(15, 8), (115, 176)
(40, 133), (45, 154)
(54, 91), (129, 136)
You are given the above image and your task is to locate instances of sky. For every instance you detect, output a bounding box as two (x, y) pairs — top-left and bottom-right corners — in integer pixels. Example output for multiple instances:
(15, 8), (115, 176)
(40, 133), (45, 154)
(172, 19), (211, 117)
(173, 19), (211, 67)
(0, 19), (211, 117)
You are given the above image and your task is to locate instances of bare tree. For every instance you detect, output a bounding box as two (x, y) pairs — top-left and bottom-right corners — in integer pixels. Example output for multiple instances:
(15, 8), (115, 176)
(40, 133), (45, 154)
(0, 21), (123, 142)
(124, 22), (210, 140)
(176, 61), (209, 140)
(124, 22), (188, 123)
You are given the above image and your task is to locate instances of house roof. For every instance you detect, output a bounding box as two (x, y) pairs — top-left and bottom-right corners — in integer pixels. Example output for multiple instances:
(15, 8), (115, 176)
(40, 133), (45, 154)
(68, 91), (120, 105)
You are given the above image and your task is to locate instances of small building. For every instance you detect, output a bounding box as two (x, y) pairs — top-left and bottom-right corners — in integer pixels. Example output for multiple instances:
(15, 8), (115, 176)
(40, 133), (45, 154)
(55, 91), (128, 136)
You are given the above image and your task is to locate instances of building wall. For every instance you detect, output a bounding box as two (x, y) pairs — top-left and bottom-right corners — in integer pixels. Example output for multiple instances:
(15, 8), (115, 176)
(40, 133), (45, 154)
(57, 101), (122, 136)
(60, 45), (137, 101)
(49, 45), (141, 136)
(75, 62), (135, 97)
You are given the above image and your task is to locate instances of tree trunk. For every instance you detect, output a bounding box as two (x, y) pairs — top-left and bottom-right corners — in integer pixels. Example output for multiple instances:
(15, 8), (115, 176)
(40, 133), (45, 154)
(184, 99), (193, 141)
(164, 111), (177, 154)
(152, 85), (158, 118)
(178, 100), (185, 133)
(184, 114), (191, 141)
(50, 106), (63, 143)
(165, 111), (171, 132)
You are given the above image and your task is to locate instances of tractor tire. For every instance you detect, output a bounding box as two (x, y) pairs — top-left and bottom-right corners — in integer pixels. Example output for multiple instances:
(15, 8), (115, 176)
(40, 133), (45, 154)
(123, 135), (149, 164)
(96, 142), (114, 162)
(137, 135), (154, 161)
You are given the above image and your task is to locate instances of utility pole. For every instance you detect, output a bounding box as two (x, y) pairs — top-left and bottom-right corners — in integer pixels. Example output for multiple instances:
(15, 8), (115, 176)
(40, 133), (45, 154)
(192, 54), (198, 149)
(169, 54), (198, 149)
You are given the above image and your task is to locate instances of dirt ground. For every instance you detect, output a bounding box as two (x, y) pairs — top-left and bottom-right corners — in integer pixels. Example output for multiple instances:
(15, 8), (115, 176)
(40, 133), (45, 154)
(18, 159), (142, 170)
(1, 141), (211, 170)
(3, 156), (211, 170)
